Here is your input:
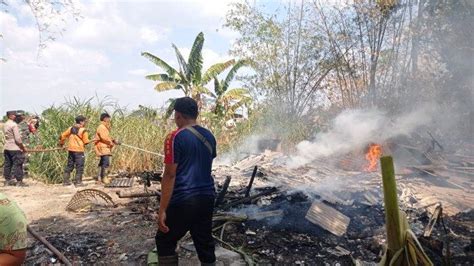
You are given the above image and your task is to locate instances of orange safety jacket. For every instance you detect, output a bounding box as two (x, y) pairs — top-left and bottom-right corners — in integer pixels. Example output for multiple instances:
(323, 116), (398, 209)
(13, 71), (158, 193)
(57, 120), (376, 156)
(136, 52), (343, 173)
(59, 125), (90, 152)
(94, 121), (114, 156)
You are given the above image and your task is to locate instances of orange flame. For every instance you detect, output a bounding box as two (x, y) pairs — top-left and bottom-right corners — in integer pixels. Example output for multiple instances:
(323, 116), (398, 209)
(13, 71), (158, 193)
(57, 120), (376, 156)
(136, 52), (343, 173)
(365, 144), (382, 172)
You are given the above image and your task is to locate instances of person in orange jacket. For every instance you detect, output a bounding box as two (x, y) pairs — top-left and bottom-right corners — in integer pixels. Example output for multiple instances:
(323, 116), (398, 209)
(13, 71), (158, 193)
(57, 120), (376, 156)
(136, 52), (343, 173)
(58, 115), (90, 186)
(94, 113), (119, 183)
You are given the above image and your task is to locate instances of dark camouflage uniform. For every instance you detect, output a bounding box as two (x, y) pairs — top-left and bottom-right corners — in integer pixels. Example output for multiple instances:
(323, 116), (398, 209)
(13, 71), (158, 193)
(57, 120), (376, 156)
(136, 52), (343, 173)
(18, 121), (31, 177)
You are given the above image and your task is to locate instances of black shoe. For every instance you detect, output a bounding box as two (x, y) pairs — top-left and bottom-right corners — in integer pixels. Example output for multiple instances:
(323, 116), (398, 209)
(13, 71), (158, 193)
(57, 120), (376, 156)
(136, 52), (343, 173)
(6, 180), (17, 186)
(63, 181), (72, 186)
(74, 182), (87, 187)
(16, 181), (28, 187)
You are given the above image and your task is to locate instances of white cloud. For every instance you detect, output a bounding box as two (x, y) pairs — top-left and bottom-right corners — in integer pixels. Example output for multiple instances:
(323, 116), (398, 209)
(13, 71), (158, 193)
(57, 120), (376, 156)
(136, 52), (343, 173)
(0, 12), (37, 52)
(1, 0), (241, 115)
(140, 27), (161, 44)
(128, 68), (149, 76)
(185, 0), (235, 17)
(104, 81), (136, 91)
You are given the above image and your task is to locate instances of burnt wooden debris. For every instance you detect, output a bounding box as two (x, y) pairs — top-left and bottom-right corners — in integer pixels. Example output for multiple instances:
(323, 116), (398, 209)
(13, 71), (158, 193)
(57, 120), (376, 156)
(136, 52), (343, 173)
(207, 141), (473, 264)
(215, 176), (232, 207)
(244, 165), (258, 197)
(28, 225), (73, 266)
(116, 190), (161, 199)
(33, 136), (471, 264)
(105, 177), (134, 188)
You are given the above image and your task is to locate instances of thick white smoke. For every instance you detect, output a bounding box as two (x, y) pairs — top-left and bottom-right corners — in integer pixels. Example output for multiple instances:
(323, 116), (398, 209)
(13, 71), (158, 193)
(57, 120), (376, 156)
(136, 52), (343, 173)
(288, 106), (433, 168)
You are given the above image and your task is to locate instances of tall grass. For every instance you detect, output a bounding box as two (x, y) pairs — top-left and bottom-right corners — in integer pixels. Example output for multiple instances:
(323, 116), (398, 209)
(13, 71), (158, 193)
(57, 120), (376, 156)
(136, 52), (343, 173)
(1, 97), (257, 183)
(28, 97), (169, 183)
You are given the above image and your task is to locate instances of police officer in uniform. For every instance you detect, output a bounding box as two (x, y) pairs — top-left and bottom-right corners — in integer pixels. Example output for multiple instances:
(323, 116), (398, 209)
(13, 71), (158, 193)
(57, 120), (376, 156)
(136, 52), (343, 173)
(2, 111), (27, 186)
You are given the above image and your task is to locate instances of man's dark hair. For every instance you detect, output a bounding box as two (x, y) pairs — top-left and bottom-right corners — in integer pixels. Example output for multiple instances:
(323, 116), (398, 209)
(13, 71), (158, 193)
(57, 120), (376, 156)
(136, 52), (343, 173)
(173, 97), (198, 119)
(6, 111), (16, 117)
(100, 113), (111, 121)
(75, 115), (87, 124)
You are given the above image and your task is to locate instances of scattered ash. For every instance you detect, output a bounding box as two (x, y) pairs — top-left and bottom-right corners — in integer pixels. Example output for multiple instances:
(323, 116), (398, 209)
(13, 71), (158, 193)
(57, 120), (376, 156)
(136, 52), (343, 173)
(27, 232), (108, 265)
(216, 189), (473, 264)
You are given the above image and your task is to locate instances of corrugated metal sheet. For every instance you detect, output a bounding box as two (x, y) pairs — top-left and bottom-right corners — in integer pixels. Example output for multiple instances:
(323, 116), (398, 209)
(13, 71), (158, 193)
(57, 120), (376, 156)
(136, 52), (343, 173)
(305, 201), (350, 237)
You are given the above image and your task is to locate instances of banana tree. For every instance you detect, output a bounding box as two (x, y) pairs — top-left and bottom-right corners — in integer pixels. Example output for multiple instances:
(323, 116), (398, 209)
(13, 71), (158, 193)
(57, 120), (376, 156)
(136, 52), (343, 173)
(141, 32), (235, 105)
(213, 59), (252, 119)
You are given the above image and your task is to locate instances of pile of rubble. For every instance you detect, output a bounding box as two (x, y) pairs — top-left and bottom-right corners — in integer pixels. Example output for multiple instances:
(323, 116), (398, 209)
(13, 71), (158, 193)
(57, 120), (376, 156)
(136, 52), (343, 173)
(208, 147), (473, 264)
(23, 145), (473, 265)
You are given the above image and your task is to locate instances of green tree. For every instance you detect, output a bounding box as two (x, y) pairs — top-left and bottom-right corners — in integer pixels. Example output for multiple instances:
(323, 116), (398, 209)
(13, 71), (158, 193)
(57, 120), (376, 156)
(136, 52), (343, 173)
(225, 2), (334, 120)
(213, 59), (252, 119)
(141, 32), (235, 105)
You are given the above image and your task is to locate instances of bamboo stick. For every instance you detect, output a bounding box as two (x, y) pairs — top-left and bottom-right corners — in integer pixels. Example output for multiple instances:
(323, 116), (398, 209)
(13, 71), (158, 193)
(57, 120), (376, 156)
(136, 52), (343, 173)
(380, 156), (403, 261)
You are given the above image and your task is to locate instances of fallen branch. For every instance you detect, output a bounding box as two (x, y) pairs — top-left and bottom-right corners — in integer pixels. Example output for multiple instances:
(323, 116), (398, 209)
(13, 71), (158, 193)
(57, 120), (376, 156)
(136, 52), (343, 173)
(27, 225), (72, 266)
(116, 191), (161, 199)
(221, 187), (277, 210)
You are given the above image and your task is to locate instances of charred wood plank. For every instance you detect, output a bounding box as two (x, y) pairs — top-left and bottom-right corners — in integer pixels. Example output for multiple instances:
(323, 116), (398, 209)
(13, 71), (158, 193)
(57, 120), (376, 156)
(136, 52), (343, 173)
(215, 176), (232, 207)
(245, 166), (258, 197)
(221, 187), (277, 210)
(116, 191), (161, 199)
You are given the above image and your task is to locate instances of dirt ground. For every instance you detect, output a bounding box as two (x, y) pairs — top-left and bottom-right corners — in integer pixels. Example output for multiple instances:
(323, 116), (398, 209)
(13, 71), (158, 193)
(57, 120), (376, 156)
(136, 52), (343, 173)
(2, 177), (246, 265)
(1, 177), (162, 265)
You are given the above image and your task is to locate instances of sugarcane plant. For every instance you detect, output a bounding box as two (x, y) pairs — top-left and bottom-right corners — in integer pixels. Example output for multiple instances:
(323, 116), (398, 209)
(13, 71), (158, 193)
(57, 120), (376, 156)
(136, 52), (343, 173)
(379, 156), (433, 265)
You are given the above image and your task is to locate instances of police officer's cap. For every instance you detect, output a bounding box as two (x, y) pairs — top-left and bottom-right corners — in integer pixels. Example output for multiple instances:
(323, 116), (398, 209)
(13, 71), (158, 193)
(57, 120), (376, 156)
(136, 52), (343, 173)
(15, 110), (25, 116)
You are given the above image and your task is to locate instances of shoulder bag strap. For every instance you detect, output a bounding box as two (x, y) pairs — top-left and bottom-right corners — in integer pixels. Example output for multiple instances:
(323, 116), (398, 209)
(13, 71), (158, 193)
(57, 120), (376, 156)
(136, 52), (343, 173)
(186, 126), (213, 155)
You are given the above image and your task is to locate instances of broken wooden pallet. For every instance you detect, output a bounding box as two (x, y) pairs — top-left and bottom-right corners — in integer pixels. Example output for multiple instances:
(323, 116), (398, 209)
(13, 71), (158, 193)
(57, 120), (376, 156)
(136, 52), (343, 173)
(305, 201), (350, 237)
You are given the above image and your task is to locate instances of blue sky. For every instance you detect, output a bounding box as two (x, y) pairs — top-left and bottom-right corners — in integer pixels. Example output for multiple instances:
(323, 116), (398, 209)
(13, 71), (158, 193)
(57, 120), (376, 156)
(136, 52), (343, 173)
(0, 0), (287, 115)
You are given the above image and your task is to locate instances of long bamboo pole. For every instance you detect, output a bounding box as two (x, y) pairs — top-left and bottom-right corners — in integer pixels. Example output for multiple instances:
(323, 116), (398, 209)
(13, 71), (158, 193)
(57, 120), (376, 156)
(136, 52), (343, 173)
(380, 156), (403, 262)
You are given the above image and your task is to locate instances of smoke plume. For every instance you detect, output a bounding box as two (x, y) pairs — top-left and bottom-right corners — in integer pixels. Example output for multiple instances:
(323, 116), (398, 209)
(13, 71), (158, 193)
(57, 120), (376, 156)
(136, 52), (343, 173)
(288, 106), (433, 168)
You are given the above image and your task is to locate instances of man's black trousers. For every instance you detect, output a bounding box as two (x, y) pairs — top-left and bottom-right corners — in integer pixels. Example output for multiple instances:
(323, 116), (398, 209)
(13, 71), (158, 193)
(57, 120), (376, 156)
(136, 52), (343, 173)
(3, 150), (25, 181)
(64, 151), (85, 183)
(155, 195), (216, 263)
